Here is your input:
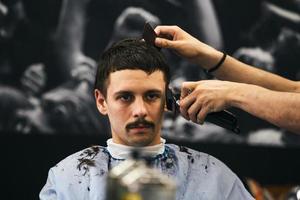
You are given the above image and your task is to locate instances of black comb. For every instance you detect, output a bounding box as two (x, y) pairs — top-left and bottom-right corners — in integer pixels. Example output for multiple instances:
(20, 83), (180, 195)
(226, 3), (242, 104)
(142, 22), (161, 50)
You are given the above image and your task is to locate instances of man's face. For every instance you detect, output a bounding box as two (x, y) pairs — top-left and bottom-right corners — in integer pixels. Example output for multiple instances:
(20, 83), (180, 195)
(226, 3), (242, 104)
(95, 69), (166, 146)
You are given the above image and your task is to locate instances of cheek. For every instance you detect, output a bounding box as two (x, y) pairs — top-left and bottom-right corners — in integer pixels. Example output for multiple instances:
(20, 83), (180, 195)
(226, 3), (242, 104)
(151, 101), (165, 120)
(107, 104), (129, 124)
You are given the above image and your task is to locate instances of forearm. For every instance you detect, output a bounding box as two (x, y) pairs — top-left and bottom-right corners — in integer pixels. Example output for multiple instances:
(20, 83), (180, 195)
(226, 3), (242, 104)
(155, 25), (300, 93)
(199, 49), (300, 93)
(230, 84), (300, 133)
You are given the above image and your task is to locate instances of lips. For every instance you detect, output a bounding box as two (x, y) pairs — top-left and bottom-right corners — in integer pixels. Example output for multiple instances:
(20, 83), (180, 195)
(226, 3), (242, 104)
(135, 123), (151, 128)
(130, 124), (151, 131)
(131, 127), (149, 131)
(126, 122), (154, 132)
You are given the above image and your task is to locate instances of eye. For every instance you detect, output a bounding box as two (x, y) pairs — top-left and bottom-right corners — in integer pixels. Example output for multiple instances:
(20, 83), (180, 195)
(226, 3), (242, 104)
(145, 92), (161, 101)
(117, 93), (133, 102)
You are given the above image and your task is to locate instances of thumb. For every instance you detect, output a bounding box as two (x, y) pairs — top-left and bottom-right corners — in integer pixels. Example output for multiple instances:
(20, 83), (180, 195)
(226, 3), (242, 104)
(155, 37), (175, 49)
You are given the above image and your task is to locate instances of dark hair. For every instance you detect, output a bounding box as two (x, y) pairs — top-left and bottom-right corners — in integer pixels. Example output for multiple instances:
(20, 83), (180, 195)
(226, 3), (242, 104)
(94, 38), (170, 96)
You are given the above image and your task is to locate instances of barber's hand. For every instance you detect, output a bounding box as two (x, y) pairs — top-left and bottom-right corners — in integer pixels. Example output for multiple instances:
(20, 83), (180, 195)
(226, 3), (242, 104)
(179, 80), (238, 124)
(154, 25), (220, 69)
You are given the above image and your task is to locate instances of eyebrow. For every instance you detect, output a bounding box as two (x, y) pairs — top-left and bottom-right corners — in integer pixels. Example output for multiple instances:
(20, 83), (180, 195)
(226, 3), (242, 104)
(113, 89), (163, 97)
(145, 89), (163, 94)
(113, 90), (132, 97)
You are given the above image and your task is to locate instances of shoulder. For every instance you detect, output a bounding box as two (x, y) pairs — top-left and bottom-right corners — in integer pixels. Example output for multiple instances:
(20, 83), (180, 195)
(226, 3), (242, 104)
(166, 143), (238, 182)
(40, 146), (110, 199)
(166, 143), (220, 165)
(166, 144), (253, 199)
(50, 145), (110, 179)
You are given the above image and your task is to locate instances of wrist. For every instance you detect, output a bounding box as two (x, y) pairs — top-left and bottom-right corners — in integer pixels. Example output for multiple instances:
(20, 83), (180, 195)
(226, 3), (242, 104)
(229, 83), (262, 110)
(226, 82), (249, 108)
(197, 47), (224, 71)
(206, 52), (227, 74)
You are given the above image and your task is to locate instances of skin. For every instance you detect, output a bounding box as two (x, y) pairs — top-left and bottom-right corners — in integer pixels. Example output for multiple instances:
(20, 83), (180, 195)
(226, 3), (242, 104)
(94, 70), (166, 146)
(154, 25), (300, 133)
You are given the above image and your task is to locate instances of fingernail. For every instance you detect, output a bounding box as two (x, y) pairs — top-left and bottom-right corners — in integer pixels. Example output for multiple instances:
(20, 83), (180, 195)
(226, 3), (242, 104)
(197, 118), (203, 125)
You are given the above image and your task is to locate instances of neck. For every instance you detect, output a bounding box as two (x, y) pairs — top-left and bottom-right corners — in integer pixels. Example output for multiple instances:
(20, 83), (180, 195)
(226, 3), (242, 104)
(106, 138), (166, 160)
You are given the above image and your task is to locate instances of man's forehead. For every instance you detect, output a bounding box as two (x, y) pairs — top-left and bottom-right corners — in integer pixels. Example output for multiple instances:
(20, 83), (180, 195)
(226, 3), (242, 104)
(107, 69), (165, 84)
(106, 69), (166, 92)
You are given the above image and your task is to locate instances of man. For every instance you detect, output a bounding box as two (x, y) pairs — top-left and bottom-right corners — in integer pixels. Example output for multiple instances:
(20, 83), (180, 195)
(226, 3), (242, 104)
(39, 38), (253, 200)
(154, 25), (300, 134)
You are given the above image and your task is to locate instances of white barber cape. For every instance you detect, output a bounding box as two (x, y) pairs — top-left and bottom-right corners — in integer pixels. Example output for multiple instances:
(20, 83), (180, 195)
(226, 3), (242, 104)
(40, 139), (254, 200)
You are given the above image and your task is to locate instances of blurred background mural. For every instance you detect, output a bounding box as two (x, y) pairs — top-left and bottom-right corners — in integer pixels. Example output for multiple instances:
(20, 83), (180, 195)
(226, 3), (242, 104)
(1, 0), (300, 146)
(1, 0), (300, 199)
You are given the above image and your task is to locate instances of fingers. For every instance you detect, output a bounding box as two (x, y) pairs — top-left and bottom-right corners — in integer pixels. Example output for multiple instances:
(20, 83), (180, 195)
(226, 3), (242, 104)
(180, 82), (197, 99)
(197, 107), (209, 125)
(180, 93), (209, 124)
(179, 81), (211, 124)
(184, 99), (201, 123)
(155, 37), (175, 49)
(154, 25), (181, 49)
(179, 93), (195, 120)
(179, 82), (197, 120)
(154, 25), (179, 37)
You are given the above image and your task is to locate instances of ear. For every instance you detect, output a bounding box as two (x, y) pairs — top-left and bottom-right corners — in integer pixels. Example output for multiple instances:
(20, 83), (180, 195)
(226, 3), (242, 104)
(94, 89), (108, 115)
(164, 93), (174, 113)
(164, 103), (170, 112)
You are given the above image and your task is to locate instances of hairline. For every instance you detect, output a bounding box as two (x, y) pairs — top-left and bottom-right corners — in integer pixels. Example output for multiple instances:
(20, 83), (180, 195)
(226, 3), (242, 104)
(97, 68), (169, 98)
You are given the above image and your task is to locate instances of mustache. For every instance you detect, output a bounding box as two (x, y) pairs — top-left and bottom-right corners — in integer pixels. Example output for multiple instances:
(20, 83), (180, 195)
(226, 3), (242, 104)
(126, 118), (155, 131)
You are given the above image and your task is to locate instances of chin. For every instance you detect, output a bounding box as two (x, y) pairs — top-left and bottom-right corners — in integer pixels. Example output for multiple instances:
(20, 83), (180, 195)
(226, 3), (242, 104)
(128, 136), (154, 147)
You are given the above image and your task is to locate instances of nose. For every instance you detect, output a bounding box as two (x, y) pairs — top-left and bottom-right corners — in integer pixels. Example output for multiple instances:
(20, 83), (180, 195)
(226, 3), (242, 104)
(132, 97), (147, 118)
